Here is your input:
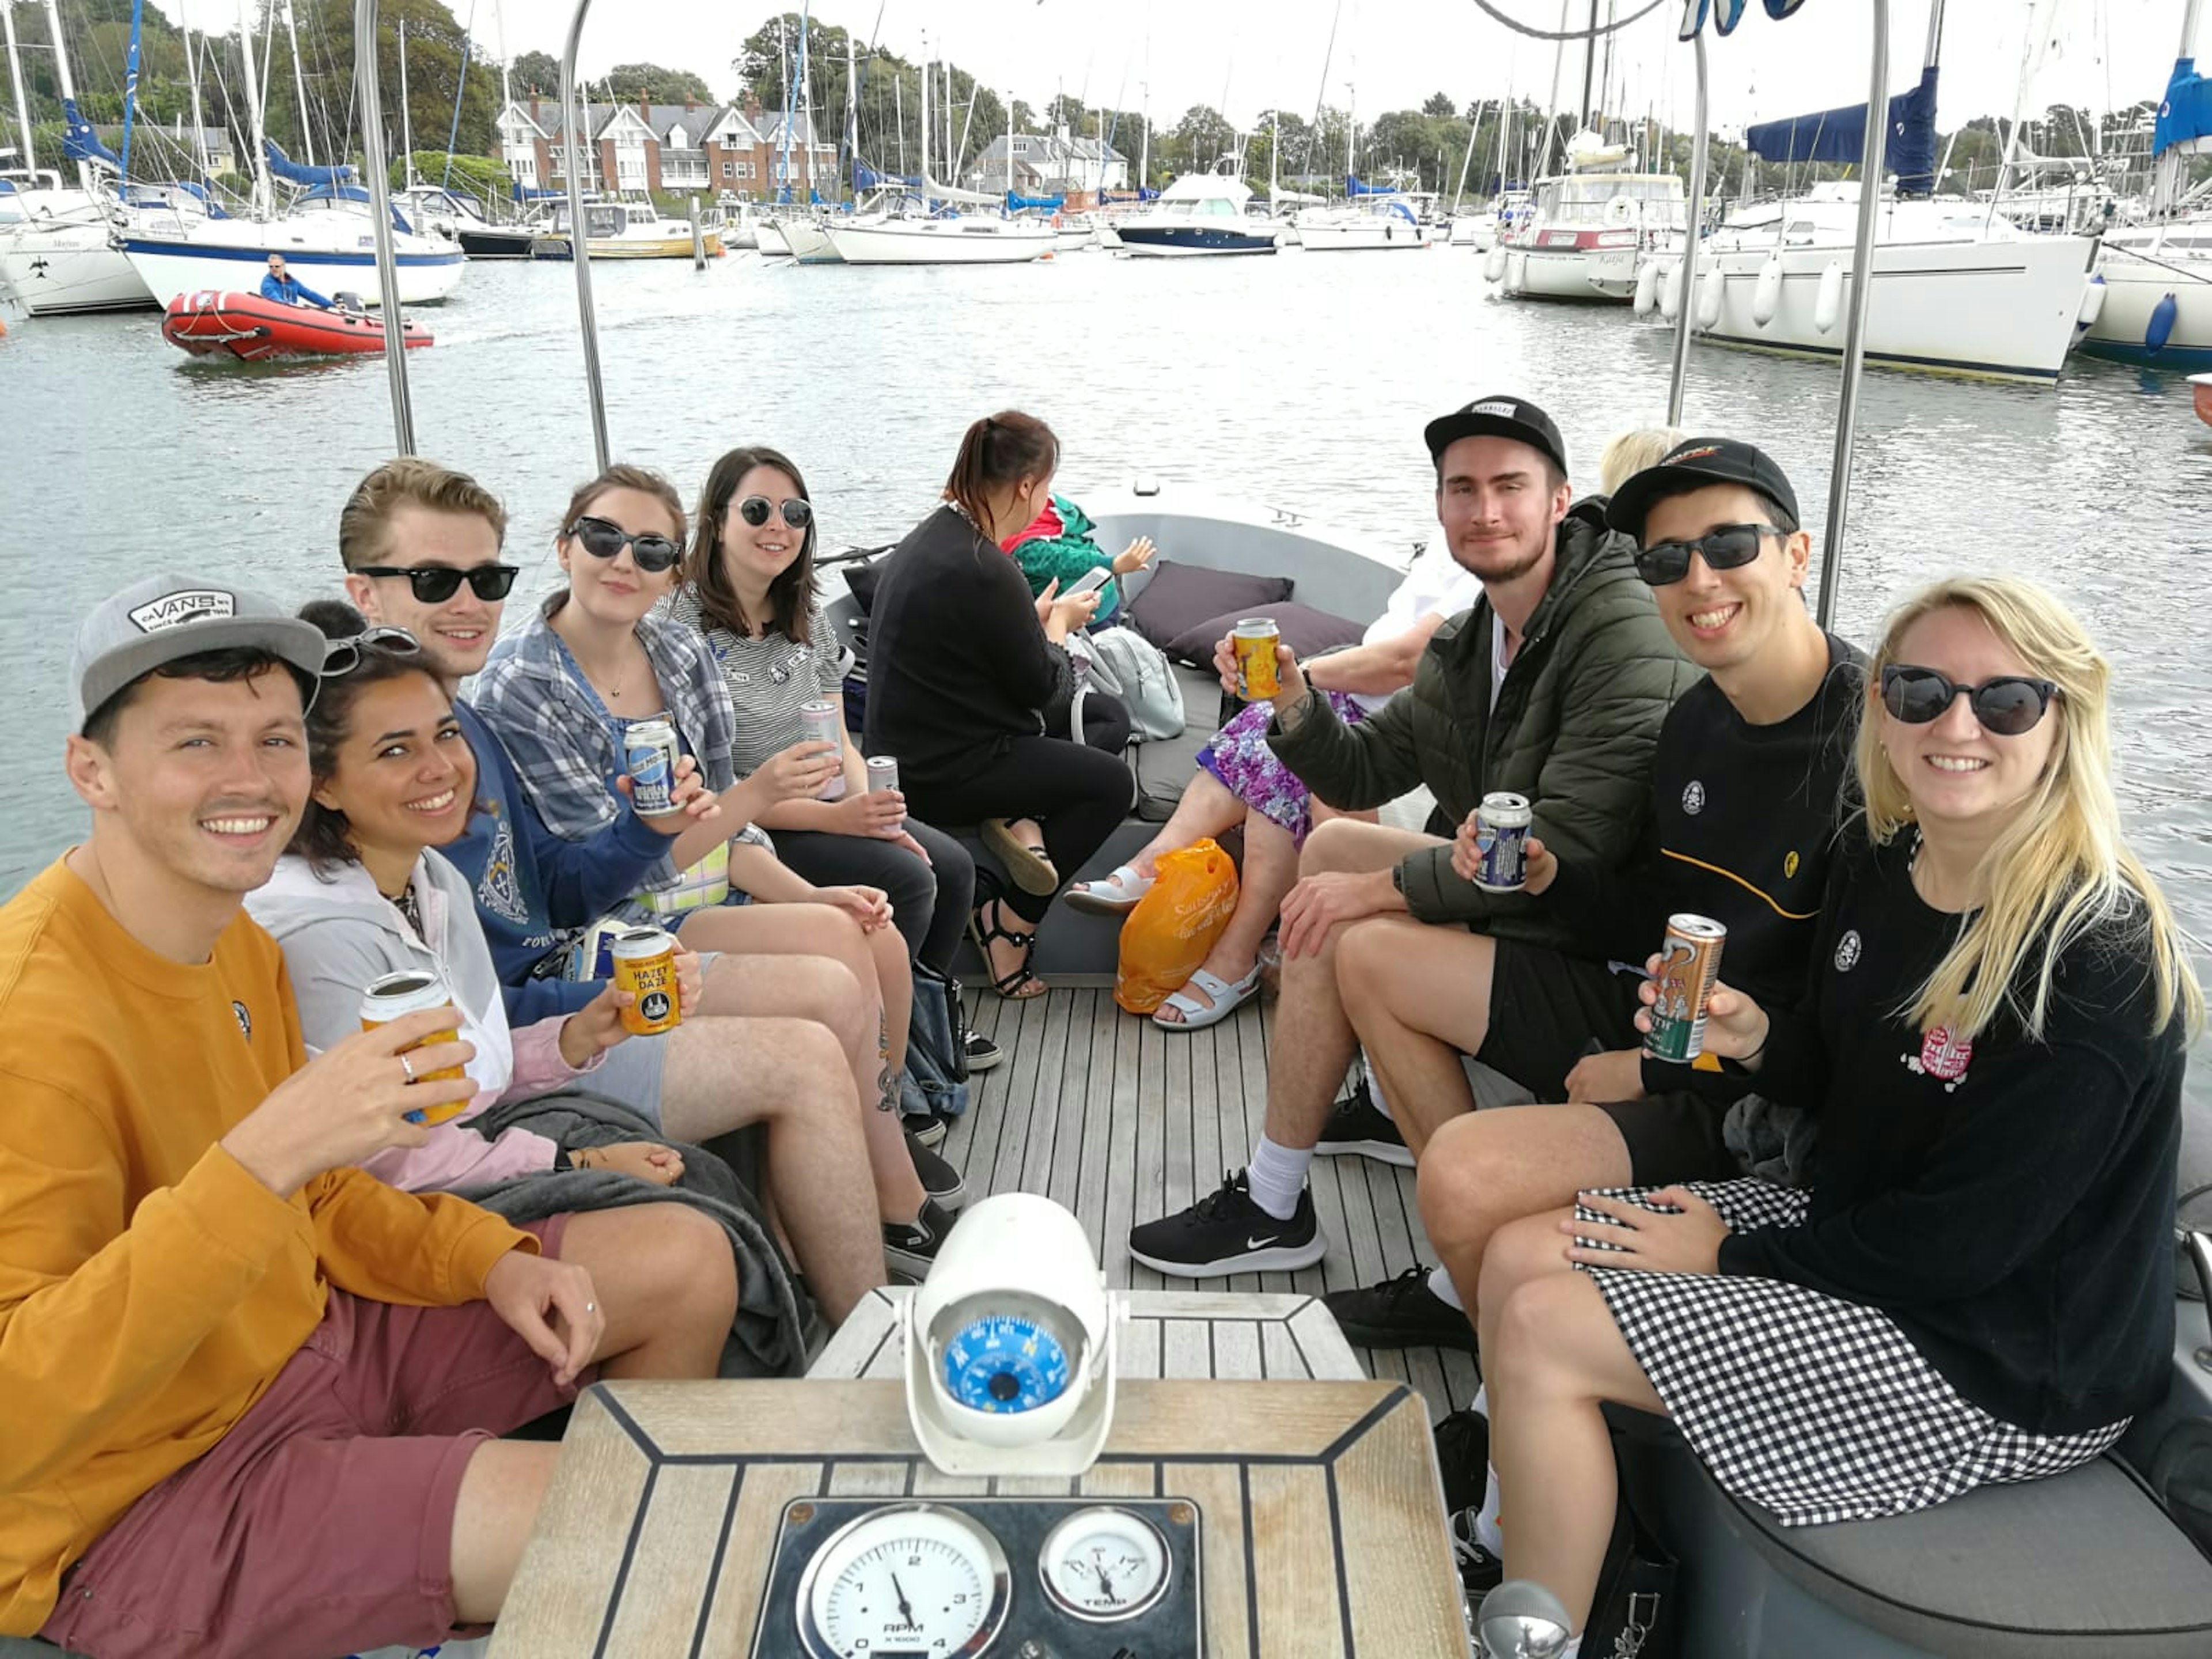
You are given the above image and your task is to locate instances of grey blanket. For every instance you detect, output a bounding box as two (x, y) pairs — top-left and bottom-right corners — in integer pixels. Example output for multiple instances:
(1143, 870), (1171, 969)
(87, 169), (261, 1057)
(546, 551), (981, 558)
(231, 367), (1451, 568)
(1722, 1092), (1820, 1190)
(460, 1091), (810, 1377)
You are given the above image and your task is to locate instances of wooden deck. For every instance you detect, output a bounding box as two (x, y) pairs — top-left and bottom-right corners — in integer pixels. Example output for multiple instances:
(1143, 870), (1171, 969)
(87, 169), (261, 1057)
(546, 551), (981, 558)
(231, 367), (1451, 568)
(944, 984), (1479, 1434)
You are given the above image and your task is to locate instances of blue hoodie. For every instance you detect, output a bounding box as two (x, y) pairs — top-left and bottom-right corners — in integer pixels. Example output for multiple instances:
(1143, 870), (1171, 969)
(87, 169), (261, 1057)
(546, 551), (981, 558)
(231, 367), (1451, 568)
(442, 700), (673, 1025)
(259, 270), (334, 309)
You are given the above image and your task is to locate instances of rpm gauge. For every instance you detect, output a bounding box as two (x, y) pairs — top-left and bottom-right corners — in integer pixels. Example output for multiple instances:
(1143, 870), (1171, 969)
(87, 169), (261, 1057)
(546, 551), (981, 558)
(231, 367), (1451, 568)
(1037, 1506), (1173, 1623)
(796, 1502), (1011, 1659)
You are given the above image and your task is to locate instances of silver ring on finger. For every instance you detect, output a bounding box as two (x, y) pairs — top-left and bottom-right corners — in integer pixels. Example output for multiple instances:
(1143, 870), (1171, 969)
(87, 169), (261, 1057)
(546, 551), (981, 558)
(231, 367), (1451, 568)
(399, 1051), (417, 1085)
(584, 1301), (596, 1313)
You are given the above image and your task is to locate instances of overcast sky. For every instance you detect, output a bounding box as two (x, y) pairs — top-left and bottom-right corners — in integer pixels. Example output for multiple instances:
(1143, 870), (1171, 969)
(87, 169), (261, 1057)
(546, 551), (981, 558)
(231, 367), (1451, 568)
(491, 1), (2190, 138)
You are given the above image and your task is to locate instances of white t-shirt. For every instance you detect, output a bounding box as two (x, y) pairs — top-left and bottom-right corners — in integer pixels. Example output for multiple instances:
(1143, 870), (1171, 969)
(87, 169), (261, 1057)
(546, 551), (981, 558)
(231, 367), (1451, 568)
(1351, 543), (1487, 713)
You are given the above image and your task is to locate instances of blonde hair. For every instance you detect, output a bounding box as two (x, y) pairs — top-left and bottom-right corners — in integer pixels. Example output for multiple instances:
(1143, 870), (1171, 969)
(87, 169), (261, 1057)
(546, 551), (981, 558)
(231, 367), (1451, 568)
(1598, 426), (1687, 496)
(1857, 575), (2202, 1044)
(338, 457), (509, 570)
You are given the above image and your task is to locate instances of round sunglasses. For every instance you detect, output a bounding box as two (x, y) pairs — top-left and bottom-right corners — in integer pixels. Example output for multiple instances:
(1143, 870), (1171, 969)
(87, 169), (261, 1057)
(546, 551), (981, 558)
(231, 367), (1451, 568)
(1879, 665), (2058, 737)
(1633, 523), (1784, 588)
(320, 626), (423, 679)
(567, 515), (683, 573)
(735, 494), (813, 531)
(354, 564), (520, 604)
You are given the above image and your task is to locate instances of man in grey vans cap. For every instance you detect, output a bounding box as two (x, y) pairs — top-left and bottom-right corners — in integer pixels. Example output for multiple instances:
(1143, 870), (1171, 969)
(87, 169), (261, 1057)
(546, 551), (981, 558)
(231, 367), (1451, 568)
(70, 573), (330, 732)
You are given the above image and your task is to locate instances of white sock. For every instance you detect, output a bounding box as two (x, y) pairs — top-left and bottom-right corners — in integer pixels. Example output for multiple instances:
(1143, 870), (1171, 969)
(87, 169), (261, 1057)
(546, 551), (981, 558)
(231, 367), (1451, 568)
(1474, 1460), (1504, 1555)
(1363, 1052), (1396, 1122)
(1245, 1135), (1312, 1221)
(1427, 1264), (1466, 1311)
(1472, 1383), (1488, 1416)
(1561, 1638), (1581, 1658)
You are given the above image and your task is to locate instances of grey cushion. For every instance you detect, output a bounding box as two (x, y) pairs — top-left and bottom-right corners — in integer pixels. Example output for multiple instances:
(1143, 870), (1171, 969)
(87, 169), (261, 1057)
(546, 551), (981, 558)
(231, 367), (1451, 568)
(1124, 560), (1293, 652)
(1722, 1455), (2212, 1656)
(1161, 600), (1366, 670)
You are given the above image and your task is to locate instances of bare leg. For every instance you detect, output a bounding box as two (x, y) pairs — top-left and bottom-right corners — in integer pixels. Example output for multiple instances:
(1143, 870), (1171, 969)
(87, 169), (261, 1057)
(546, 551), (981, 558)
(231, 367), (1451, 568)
(1154, 809), (1298, 1024)
(553, 1204), (739, 1380)
(1126, 770), (1248, 878)
(1260, 818), (1446, 1151)
(1335, 919), (1502, 1154)
(658, 1013), (887, 1322)
(1418, 1108), (1633, 1319)
(1488, 1266), (1668, 1631)
(449, 1440), (559, 1623)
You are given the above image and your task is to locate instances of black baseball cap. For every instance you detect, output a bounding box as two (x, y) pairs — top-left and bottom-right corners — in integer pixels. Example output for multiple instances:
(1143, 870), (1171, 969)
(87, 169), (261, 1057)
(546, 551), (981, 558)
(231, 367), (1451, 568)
(1423, 395), (1569, 480)
(1605, 437), (1801, 541)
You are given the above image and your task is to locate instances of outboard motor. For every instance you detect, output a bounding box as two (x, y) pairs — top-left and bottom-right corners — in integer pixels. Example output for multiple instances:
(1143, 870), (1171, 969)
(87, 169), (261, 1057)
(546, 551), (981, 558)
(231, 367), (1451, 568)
(331, 290), (366, 313)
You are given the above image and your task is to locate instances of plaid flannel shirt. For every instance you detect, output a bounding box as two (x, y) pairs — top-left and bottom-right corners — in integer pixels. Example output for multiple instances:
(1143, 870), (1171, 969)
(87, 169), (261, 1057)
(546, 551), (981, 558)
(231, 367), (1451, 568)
(474, 599), (754, 916)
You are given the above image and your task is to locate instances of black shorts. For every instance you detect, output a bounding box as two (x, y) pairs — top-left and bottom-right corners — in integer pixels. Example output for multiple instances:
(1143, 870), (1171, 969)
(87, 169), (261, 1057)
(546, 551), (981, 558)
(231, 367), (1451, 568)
(1592, 1093), (1740, 1185)
(1474, 938), (1643, 1101)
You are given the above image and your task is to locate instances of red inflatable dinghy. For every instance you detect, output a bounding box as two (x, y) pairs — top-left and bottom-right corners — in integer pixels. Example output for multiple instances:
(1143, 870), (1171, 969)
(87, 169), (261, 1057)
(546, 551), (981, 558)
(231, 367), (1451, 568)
(161, 290), (434, 361)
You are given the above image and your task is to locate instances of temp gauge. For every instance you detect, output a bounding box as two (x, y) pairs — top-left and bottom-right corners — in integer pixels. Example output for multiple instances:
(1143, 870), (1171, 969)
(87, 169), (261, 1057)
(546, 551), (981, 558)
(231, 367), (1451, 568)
(796, 1502), (1011, 1659)
(1037, 1506), (1173, 1623)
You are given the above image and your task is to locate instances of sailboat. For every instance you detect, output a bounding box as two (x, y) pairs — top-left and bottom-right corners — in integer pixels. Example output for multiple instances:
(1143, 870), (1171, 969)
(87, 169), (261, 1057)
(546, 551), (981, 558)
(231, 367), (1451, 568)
(2078, 0), (2212, 369)
(1645, 1), (2098, 384)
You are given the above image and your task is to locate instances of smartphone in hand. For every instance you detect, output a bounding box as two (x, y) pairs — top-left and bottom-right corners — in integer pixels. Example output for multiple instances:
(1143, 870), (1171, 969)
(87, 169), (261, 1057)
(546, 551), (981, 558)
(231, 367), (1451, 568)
(1062, 566), (1112, 599)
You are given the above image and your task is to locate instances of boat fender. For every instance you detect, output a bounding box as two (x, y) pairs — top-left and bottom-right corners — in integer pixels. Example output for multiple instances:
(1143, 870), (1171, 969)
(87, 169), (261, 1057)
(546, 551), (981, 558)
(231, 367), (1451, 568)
(2075, 274), (2106, 331)
(1507, 251), (1527, 295)
(2147, 291), (2179, 354)
(1634, 258), (1661, 316)
(1696, 265), (1724, 329)
(1659, 259), (1685, 320)
(1751, 255), (1782, 327)
(1813, 260), (1843, 334)
(1484, 243), (1509, 285)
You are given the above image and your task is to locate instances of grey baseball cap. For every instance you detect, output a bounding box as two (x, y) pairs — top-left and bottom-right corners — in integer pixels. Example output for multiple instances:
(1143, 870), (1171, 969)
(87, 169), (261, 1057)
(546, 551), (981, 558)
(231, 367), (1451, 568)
(70, 574), (328, 730)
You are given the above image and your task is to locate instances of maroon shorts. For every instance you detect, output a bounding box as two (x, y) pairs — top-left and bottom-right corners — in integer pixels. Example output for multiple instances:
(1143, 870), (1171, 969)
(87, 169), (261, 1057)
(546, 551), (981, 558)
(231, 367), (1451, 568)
(40, 1217), (590, 1659)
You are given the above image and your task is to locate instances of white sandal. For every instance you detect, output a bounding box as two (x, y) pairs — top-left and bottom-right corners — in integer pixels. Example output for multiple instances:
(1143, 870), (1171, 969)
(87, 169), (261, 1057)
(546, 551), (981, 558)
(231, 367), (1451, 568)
(1152, 964), (1263, 1031)
(1064, 865), (1155, 917)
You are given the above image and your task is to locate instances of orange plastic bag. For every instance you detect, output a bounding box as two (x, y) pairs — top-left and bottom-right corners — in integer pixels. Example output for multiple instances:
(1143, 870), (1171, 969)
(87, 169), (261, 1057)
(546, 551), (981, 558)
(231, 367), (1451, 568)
(1113, 839), (1241, 1014)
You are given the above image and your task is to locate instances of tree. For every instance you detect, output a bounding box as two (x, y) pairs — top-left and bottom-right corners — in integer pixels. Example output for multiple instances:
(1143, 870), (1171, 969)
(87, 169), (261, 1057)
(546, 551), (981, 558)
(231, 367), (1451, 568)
(512, 50), (561, 96)
(1168, 104), (1234, 176)
(606, 63), (714, 105)
(1422, 91), (1456, 119)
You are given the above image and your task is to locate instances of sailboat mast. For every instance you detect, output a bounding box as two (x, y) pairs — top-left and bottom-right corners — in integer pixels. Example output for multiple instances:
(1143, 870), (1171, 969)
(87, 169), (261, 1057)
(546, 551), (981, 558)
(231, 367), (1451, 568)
(1535, 0), (1567, 177)
(3, 1), (36, 174)
(285, 0), (315, 166)
(397, 17), (415, 186)
(1452, 99), (1479, 210)
(1577, 0), (1598, 131)
(2154, 0), (2203, 215)
(234, 0), (271, 213)
(176, 0), (210, 179)
(796, 1), (813, 202)
(40, 0), (90, 188)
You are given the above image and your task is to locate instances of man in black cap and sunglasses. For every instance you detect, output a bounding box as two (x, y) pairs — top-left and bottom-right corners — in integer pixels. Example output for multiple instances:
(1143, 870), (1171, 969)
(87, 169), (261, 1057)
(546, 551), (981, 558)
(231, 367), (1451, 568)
(1130, 396), (1697, 1283)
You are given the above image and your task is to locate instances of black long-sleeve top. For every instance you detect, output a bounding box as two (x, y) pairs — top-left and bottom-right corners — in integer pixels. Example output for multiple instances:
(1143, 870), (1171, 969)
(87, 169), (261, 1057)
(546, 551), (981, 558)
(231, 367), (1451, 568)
(861, 504), (1074, 783)
(1543, 633), (1863, 1093)
(1684, 832), (2187, 1435)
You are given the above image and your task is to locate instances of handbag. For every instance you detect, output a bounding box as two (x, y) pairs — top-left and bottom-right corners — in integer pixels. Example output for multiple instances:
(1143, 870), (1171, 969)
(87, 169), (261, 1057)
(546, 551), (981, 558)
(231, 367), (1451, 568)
(1067, 625), (1186, 743)
(902, 960), (972, 1120)
(1581, 1474), (1680, 1658)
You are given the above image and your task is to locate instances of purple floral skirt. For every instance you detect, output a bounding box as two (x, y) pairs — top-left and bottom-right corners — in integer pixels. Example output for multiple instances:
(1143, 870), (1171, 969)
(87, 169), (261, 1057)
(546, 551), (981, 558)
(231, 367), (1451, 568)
(1195, 692), (1367, 849)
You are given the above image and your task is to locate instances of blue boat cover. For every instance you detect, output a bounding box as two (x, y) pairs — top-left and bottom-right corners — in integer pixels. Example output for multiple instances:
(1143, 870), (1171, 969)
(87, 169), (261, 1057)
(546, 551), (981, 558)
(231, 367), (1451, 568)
(854, 160), (922, 192)
(2156, 58), (2212, 159)
(61, 100), (120, 168)
(511, 182), (565, 200)
(1744, 65), (1939, 195)
(1006, 191), (1065, 210)
(1346, 174), (1397, 196)
(263, 139), (357, 188)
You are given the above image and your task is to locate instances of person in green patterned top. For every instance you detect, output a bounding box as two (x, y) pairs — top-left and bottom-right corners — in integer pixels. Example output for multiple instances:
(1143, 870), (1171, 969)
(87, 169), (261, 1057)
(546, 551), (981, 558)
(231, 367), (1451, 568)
(998, 493), (1157, 626)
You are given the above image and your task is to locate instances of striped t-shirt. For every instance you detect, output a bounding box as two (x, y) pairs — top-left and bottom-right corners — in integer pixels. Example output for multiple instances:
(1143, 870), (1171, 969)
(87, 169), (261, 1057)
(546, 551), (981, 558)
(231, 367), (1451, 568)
(659, 586), (856, 777)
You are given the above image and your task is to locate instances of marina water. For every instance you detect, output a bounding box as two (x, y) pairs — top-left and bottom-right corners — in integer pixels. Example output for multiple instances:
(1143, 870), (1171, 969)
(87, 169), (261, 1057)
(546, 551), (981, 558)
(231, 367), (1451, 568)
(5, 249), (2209, 1134)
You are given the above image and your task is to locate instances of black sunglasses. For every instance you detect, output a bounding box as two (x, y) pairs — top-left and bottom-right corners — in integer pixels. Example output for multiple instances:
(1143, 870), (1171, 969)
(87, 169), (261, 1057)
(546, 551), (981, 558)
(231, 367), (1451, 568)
(1633, 523), (1784, 588)
(567, 515), (683, 573)
(1880, 665), (2059, 737)
(355, 564), (519, 604)
(736, 495), (814, 531)
(320, 626), (424, 678)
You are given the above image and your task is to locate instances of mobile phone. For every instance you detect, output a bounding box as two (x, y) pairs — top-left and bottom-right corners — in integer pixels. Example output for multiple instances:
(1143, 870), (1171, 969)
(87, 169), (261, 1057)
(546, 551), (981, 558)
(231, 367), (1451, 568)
(1063, 566), (1112, 599)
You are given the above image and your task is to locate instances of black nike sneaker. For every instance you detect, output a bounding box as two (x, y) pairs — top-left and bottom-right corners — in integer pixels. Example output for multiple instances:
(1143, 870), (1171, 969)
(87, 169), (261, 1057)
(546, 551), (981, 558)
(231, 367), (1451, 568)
(884, 1197), (958, 1281)
(1433, 1406), (1491, 1517)
(1127, 1169), (1326, 1278)
(1450, 1508), (1505, 1612)
(1325, 1266), (1480, 1353)
(904, 1131), (966, 1208)
(1313, 1078), (1414, 1167)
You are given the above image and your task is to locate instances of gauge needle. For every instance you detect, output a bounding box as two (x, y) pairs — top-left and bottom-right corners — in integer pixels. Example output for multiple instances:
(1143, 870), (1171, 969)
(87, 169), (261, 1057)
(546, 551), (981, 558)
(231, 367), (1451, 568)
(891, 1571), (915, 1626)
(1094, 1562), (1120, 1603)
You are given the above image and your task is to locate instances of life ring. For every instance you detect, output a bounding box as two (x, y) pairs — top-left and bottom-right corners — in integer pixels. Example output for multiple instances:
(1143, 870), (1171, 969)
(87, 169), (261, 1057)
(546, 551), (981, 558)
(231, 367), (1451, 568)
(1606, 196), (1637, 228)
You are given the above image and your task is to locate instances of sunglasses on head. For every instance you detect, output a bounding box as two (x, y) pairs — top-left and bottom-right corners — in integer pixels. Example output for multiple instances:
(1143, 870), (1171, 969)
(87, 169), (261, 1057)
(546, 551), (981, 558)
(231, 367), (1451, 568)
(1879, 665), (2058, 737)
(736, 495), (813, 531)
(1633, 523), (1784, 587)
(320, 626), (423, 679)
(355, 564), (519, 604)
(567, 515), (683, 573)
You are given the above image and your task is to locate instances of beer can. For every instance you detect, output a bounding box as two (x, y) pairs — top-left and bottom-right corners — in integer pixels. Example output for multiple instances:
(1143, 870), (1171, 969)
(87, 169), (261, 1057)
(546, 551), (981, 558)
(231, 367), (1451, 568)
(1644, 914), (1728, 1064)
(1232, 618), (1281, 701)
(612, 927), (683, 1036)
(359, 969), (470, 1124)
(800, 698), (846, 801)
(622, 717), (683, 817)
(865, 755), (904, 832)
(1471, 791), (1533, 892)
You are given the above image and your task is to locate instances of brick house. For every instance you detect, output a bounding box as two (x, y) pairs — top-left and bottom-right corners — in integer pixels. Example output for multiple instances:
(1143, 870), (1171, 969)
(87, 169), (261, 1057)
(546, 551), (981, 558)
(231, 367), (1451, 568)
(496, 94), (836, 202)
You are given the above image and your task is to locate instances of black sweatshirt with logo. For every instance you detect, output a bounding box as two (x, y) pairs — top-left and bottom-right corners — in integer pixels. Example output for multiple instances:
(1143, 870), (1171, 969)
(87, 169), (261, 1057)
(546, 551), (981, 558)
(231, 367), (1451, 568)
(1694, 832), (2186, 1435)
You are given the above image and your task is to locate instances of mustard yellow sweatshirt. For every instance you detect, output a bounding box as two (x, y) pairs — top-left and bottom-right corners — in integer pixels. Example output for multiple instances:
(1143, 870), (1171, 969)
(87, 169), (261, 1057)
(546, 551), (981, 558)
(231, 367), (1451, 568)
(0, 858), (535, 1635)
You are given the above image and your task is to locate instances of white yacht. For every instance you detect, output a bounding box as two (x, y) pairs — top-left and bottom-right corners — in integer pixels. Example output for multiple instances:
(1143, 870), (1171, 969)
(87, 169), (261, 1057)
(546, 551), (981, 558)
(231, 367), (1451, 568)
(1294, 195), (1431, 252)
(1491, 160), (1687, 301)
(120, 206), (466, 305)
(1113, 159), (1288, 258)
(825, 212), (1055, 266)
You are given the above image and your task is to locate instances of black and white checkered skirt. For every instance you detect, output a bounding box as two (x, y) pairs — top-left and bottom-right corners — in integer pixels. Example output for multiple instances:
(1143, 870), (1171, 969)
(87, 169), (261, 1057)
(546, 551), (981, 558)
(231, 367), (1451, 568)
(1575, 1179), (2127, 1528)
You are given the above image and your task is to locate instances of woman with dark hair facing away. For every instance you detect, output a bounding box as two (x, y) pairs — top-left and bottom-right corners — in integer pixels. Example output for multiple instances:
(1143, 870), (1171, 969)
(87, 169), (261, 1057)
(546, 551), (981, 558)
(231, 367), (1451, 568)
(661, 445), (979, 986)
(862, 411), (1138, 1000)
(1458, 575), (2202, 1650)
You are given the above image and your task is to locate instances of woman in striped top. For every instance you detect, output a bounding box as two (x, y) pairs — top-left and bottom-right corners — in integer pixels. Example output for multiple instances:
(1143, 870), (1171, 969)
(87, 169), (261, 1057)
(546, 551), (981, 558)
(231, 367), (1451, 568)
(663, 446), (976, 980)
